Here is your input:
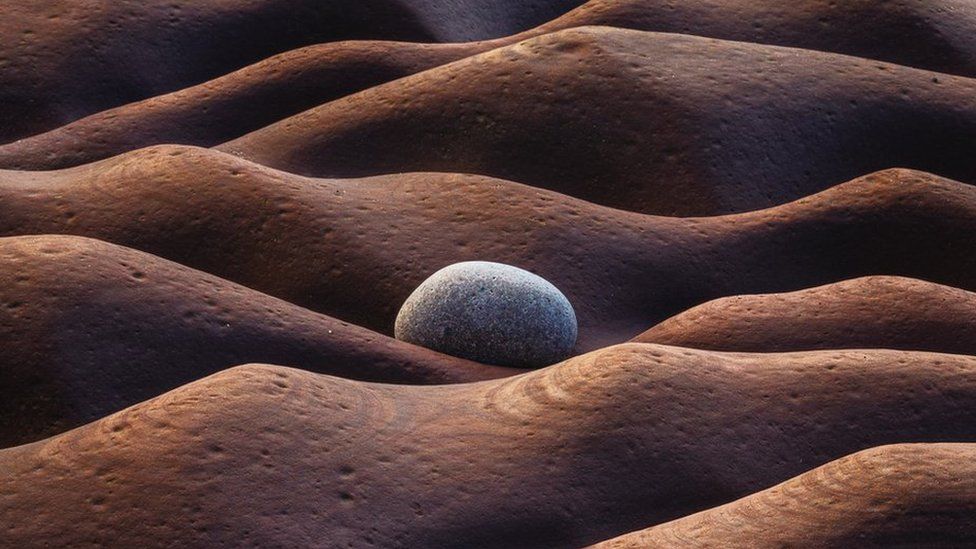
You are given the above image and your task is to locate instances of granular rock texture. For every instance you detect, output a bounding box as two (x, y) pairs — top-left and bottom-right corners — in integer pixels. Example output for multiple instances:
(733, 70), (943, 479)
(4, 346), (976, 547)
(635, 276), (976, 354)
(591, 444), (976, 548)
(395, 261), (577, 367)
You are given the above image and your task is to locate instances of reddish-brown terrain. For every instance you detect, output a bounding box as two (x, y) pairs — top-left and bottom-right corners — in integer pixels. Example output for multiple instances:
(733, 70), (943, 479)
(0, 0), (584, 142)
(7, 28), (976, 217)
(211, 28), (976, 215)
(0, 235), (513, 448)
(593, 444), (976, 548)
(543, 0), (976, 77)
(5, 0), (976, 167)
(4, 347), (976, 547)
(635, 276), (976, 354)
(3, 1), (976, 547)
(2, 150), (976, 350)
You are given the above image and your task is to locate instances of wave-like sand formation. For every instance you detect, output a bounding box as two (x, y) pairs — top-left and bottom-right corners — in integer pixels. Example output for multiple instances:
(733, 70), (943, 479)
(5, 4), (976, 543)
(0, 0), (583, 142)
(10, 28), (976, 215)
(0, 235), (514, 448)
(592, 443), (976, 548)
(205, 27), (976, 215)
(544, 0), (976, 78)
(6, 0), (976, 164)
(635, 276), (976, 354)
(3, 146), (976, 350)
(0, 41), (492, 168)
(3, 345), (976, 546)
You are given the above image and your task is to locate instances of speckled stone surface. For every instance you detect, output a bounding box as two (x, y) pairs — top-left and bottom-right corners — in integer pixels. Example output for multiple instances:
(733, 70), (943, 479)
(395, 261), (577, 367)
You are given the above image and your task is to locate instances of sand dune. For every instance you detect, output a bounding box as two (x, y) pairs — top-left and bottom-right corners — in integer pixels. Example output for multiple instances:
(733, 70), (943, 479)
(6, 0), (976, 167)
(3, 146), (976, 350)
(0, 41), (491, 169)
(592, 443), (976, 548)
(542, 0), (976, 78)
(635, 276), (976, 354)
(0, 0), (584, 143)
(10, 28), (976, 215)
(3, 345), (976, 546)
(205, 28), (976, 215)
(0, 234), (514, 448)
(4, 2), (976, 546)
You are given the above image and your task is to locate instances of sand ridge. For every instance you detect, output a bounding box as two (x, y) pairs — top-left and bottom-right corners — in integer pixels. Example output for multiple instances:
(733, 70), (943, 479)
(0, 0), (585, 142)
(2, 147), (976, 351)
(4, 345), (976, 546)
(2, 2), (976, 545)
(212, 28), (976, 215)
(635, 276), (976, 354)
(6, 0), (976, 155)
(592, 443), (976, 548)
(0, 234), (515, 447)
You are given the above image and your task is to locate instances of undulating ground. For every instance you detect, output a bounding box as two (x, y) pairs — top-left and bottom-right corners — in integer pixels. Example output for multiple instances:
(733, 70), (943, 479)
(1, 1), (975, 547)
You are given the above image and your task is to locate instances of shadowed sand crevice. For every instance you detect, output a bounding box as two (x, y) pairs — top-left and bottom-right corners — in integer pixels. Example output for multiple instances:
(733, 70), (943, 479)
(0, 0), (585, 142)
(539, 0), (976, 78)
(3, 346), (976, 546)
(2, 146), (976, 351)
(5, 0), (976, 154)
(0, 235), (516, 448)
(10, 28), (976, 216)
(592, 443), (976, 548)
(3, 3), (976, 547)
(635, 276), (976, 354)
(0, 40), (492, 168)
(204, 28), (976, 215)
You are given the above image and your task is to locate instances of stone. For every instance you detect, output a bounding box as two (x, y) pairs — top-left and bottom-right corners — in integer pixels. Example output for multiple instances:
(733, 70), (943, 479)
(395, 261), (577, 367)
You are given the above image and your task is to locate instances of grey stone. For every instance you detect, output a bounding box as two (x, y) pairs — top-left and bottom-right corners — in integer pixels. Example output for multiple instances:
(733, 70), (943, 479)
(395, 261), (578, 368)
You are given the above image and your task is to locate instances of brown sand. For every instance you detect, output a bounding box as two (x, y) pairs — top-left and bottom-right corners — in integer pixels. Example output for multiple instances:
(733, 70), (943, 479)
(0, 0), (583, 142)
(3, 345), (976, 546)
(2, 146), (976, 351)
(635, 276), (976, 354)
(5, 0), (976, 159)
(541, 0), (976, 78)
(9, 28), (976, 216)
(209, 28), (976, 215)
(3, 7), (976, 544)
(0, 234), (514, 448)
(592, 443), (976, 548)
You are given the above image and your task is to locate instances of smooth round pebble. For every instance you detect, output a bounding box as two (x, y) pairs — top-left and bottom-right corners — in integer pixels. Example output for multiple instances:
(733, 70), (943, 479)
(395, 261), (578, 368)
